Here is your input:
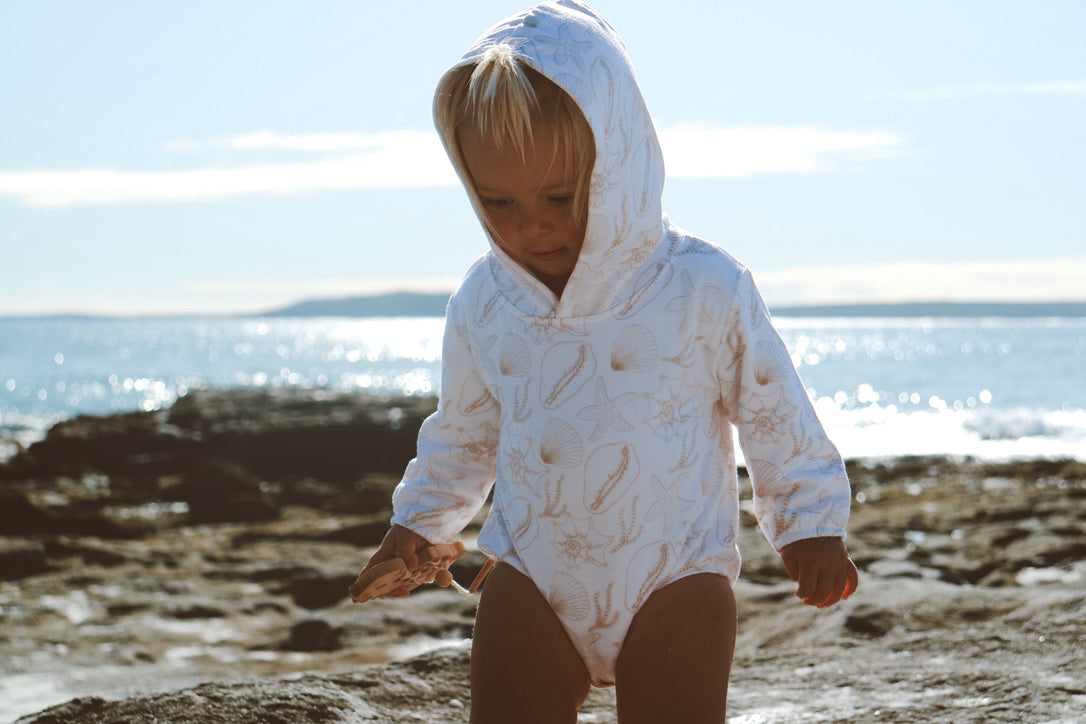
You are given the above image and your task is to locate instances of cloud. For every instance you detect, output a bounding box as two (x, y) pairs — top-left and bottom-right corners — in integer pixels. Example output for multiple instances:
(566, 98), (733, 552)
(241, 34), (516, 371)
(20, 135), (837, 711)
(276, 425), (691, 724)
(754, 256), (1086, 306)
(870, 80), (1086, 102)
(0, 131), (456, 208)
(659, 125), (905, 177)
(0, 125), (904, 208)
(165, 130), (414, 153)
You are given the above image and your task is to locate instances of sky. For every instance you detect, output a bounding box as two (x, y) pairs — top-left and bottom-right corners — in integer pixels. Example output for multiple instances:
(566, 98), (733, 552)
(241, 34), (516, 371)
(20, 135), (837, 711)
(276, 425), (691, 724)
(2, 0), (1084, 316)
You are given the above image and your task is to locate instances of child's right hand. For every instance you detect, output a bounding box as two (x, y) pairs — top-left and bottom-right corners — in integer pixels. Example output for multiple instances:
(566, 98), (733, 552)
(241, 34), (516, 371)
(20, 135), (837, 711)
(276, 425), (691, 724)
(357, 524), (433, 598)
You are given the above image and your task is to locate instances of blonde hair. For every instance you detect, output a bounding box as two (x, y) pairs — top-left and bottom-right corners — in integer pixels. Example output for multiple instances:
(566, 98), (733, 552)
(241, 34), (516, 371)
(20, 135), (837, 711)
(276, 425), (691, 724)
(435, 44), (596, 221)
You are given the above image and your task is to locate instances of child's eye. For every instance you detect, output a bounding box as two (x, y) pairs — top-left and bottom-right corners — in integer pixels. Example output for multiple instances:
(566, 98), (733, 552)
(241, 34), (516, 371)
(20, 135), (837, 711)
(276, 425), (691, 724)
(548, 194), (574, 205)
(482, 197), (512, 209)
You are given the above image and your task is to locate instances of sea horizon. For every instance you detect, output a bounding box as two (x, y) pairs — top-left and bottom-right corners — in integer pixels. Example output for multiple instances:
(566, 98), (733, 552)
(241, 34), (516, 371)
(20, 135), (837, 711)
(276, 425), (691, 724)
(3, 292), (1086, 322)
(2, 311), (1084, 465)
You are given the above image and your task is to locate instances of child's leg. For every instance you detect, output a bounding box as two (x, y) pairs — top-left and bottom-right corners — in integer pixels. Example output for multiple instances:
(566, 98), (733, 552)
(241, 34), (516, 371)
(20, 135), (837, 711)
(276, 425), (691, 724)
(469, 562), (592, 724)
(614, 573), (737, 723)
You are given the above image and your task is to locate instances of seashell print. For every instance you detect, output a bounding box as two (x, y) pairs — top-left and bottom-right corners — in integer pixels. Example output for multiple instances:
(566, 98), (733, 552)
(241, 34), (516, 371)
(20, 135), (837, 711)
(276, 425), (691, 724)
(752, 339), (793, 386)
(583, 441), (640, 513)
(499, 333), (531, 378)
(540, 341), (597, 409)
(540, 418), (584, 469)
(748, 458), (784, 492)
(610, 324), (657, 372)
(443, 326), (466, 370)
(476, 289), (504, 328)
(625, 540), (672, 613)
(547, 572), (590, 622)
(457, 369), (498, 417)
(613, 261), (673, 320)
(505, 496), (539, 549)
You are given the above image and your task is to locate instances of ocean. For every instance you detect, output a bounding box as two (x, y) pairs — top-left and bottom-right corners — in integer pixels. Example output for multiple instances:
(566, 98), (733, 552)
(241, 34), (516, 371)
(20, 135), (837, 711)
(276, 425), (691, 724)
(1, 314), (1084, 463)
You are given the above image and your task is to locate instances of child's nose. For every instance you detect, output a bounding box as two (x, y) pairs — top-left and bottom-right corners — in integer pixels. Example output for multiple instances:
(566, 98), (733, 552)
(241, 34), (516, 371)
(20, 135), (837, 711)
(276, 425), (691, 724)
(519, 207), (552, 237)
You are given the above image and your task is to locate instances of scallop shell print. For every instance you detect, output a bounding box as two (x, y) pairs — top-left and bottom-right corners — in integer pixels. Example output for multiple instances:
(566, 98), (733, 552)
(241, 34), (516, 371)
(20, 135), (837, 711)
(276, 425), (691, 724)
(547, 572), (590, 622)
(583, 441), (640, 514)
(540, 418), (584, 469)
(499, 333), (531, 378)
(610, 324), (657, 372)
(540, 341), (597, 409)
(752, 339), (793, 386)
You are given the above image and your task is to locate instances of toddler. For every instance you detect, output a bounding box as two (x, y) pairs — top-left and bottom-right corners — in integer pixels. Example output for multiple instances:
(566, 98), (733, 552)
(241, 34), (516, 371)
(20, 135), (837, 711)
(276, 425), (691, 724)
(356, 2), (858, 721)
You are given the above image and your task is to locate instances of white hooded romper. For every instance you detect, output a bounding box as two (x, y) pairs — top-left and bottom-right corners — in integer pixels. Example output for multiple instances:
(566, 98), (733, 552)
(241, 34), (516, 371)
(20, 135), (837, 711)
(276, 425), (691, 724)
(390, 0), (852, 686)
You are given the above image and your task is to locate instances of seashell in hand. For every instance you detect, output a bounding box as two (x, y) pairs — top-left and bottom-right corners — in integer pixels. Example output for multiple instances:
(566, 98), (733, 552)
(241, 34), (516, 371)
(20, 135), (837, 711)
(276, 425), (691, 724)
(499, 333), (532, 378)
(583, 441), (640, 513)
(547, 572), (590, 621)
(610, 324), (657, 372)
(540, 418), (584, 469)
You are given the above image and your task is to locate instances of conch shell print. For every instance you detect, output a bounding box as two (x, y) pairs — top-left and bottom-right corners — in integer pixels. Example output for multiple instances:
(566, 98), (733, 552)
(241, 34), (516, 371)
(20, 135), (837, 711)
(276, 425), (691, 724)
(625, 540), (672, 612)
(505, 495), (539, 548)
(583, 441), (640, 513)
(457, 369), (497, 417)
(610, 324), (657, 372)
(540, 341), (597, 409)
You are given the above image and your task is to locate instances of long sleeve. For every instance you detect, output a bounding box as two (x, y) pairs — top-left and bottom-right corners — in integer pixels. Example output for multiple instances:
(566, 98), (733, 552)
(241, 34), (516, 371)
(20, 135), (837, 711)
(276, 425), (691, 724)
(390, 289), (501, 543)
(717, 269), (852, 550)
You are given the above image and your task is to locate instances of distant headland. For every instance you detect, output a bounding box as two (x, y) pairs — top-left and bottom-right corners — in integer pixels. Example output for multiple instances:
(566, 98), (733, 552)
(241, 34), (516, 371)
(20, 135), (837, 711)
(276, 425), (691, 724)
(258, 293), (1086, 319)
(5, 294), (1086, 321)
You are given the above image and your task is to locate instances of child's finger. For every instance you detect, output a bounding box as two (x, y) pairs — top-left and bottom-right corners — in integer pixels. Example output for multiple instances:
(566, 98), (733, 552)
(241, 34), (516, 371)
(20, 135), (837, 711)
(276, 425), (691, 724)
(794, 568), (819, 603)
(843, 561), (859, 599)
(818, 570), (845, 608)
(394, 531), (422, 570)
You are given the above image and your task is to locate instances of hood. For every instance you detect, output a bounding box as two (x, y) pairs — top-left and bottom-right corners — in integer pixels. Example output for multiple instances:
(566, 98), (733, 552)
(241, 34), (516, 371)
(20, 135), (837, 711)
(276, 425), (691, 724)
(434, 0), (667, 319)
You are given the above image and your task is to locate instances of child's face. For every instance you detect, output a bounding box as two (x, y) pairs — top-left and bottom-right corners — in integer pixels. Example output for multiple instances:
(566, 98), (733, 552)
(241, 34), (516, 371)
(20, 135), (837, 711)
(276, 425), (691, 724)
(459, 123), (587, 298)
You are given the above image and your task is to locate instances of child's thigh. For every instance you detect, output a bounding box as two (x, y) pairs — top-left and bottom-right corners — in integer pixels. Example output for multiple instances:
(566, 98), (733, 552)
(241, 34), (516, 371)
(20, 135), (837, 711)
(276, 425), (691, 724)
(614, 573), (737, 723)
(470, 563), (591, 723)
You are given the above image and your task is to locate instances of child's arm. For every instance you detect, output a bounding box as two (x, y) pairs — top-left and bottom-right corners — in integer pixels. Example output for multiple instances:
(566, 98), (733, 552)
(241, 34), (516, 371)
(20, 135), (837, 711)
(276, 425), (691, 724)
(373, 287), (499, 580)
(718, 269), (856, 593)
(779, 536), (858, 608)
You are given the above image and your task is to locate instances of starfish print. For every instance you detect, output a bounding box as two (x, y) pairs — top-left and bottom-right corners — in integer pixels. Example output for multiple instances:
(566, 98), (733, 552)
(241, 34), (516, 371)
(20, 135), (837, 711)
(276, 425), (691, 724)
(468, 332), (497, 379)
(645, 472), (698, 537)
(532, 22), (593, 72)
(576, 378), (638, 442)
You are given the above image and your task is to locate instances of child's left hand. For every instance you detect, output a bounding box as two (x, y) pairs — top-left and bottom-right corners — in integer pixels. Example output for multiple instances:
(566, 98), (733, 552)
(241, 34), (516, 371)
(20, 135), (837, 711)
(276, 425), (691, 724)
(779, 536), (859, 608)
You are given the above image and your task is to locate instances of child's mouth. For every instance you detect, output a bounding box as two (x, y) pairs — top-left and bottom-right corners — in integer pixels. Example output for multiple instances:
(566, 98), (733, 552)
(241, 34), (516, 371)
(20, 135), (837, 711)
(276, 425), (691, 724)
(530, 248), (564, 262)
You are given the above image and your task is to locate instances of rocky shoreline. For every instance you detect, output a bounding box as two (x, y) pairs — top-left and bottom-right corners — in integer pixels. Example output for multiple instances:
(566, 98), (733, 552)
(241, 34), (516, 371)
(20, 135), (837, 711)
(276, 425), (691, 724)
(2, 388), (1084, 722)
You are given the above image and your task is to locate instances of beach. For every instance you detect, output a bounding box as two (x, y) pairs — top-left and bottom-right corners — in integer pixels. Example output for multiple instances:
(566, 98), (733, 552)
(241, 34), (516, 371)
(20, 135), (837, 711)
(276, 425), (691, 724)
(1, 388), (1083, 723)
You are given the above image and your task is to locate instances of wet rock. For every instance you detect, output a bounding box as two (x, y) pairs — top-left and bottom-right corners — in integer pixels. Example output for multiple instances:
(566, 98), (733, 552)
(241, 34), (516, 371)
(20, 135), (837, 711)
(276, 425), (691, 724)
(166, 602), (228, 619)
(173, 459), (280, 524)
(281, 618), (343, 652)
(43, 539), (131, 568)
(13, 646), (483, 724)
(844, 604), (899, 637)
(279, 572), (358, 610)
(0, 538), (49, 580)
